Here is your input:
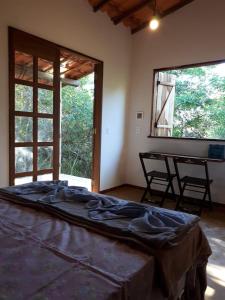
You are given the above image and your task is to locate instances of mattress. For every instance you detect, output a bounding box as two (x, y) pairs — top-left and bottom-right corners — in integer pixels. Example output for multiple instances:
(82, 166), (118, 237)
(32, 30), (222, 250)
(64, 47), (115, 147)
(0, 183), (211, 300)
(0, 197), (155, 300)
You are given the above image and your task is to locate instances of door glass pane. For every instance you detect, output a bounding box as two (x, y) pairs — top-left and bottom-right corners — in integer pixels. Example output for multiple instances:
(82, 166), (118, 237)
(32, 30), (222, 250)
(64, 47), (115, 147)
(38, 118), (53, 142)
(38, 146), (53, 170)
(15, 177), (33, 185)
(15, 147), (33, 173)
(15, 51), (33, 82)
(15, 117), (33, 142)
(60, 73), (94, 183)
(15, 84), (33, 112)
(38, 173), (53, 181)
(38, 88), (53, 114)
(38, 58), (54, 86)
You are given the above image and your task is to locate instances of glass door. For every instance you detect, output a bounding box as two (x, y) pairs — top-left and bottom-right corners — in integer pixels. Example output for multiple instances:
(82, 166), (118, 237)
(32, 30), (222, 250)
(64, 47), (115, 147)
(9, 28), (60, 185)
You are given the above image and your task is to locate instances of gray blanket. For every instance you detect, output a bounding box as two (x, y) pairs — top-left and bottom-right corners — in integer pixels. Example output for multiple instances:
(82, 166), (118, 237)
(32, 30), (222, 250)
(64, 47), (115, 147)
(0, 181), (211, 300)
(2, 181), (199, 248)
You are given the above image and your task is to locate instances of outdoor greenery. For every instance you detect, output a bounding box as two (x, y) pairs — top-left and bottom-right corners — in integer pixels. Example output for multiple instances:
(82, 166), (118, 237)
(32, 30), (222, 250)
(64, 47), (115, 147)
(164, 63), (225, 139)
(15, 74), (94, 178)
(61, 74), (94, 178)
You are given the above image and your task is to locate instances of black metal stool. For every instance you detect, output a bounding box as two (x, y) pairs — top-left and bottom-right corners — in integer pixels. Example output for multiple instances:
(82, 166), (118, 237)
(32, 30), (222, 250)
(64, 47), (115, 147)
(173, 157), (213, 215)
(139, 152), (176, 207)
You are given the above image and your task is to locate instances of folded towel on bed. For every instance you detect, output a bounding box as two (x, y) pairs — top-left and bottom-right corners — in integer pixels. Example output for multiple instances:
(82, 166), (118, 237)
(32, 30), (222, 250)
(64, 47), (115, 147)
(3, 181), (199, 241)
(11, 180), (68, 195)
(39, 186), (199, 233)
(129, 207), (198, 233)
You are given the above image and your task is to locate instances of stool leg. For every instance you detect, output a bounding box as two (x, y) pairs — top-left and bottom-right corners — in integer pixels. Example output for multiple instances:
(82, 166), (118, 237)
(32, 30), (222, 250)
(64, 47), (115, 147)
(141, 177), (153, 202)
(147, 177), (153, 197)
(160, 181), (170, 207)
(176, 183), (186, 210)
(207, 184), (213, 210)
(170, 179), (176, 200)
(141, 189), (148, 202)
(199, 189), (208, 215)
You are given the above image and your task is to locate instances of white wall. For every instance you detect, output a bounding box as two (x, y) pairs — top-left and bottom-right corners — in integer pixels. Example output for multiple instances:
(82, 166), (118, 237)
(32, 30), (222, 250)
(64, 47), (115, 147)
(125, 0), (225, 203)
(1, 0), (225, 202)
(0, 0), (131, 190)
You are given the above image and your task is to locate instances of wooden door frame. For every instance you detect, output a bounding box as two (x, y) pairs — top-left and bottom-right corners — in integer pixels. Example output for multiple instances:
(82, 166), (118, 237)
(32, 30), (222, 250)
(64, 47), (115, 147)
(8, 27), (61, 185)
(92, 63), (103, 192)
(8, 27), (103, 192)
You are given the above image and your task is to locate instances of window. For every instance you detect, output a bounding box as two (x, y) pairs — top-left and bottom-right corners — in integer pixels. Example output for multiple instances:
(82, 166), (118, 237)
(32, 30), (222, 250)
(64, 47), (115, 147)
(151, 61), (225, 140)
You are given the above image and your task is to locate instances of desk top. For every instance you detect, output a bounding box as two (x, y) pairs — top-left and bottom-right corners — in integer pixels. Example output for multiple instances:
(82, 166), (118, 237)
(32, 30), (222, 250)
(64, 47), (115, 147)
(140, 151), (225, 163)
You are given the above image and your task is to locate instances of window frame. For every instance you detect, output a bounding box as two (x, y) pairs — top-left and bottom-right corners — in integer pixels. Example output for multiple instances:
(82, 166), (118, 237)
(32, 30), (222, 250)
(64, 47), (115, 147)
(149, 59), (225, 141)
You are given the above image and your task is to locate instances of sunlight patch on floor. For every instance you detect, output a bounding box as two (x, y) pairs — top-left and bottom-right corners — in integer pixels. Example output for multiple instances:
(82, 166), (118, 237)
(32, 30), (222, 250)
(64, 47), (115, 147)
(209, 237), (225, 248)
(205, 286), (215, 297)
(207, 263), (225, 288)
(59, 174), (91, 191)
(15, 174), (92, 191)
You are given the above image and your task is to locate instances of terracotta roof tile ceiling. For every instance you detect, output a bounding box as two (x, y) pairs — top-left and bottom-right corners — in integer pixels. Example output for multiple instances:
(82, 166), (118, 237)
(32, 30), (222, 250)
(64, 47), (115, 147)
(88, 0), (195, 34)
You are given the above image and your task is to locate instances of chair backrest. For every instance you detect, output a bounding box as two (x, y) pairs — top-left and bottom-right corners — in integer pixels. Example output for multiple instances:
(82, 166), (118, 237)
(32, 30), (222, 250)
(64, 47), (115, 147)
(173, 156), (207, 166)
(139, 152), (171, 178)
(173, 156), (210, 189)
(139, 152), (167, 161)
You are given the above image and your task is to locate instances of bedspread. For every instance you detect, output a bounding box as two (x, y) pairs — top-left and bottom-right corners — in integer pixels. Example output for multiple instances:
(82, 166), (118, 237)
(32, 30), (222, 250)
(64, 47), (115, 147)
(0, 181), (212, 299)
(0, 197), (154, 300)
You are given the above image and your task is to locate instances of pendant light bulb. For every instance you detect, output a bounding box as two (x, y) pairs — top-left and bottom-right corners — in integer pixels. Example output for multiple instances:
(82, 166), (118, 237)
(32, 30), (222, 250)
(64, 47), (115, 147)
(149, 16), (160, 31)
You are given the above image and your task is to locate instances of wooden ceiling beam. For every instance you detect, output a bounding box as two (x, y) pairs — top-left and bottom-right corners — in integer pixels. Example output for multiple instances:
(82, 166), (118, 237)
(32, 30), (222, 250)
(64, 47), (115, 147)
(160, 0), (194, 18)
(61, 61), (93, 75)
(131, 21), (149, 34)
(93, 0), (111, 12)
(131, 0), (195, 34)
(112, 0), (154, 25)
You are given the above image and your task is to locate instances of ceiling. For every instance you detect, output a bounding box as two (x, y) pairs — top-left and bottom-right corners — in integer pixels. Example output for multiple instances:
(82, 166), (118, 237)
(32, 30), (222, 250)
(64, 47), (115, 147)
(60, 49), (97, 81)
(15, 49), (97, 86)
(88, 0), (194, 34)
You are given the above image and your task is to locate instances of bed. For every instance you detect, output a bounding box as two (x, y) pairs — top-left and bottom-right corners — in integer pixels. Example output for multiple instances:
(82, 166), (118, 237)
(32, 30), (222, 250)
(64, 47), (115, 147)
(0, 181), (211, 300)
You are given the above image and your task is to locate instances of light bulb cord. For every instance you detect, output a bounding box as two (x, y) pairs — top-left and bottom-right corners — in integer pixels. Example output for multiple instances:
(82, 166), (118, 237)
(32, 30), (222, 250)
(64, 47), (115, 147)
(154, 0), (157, 17)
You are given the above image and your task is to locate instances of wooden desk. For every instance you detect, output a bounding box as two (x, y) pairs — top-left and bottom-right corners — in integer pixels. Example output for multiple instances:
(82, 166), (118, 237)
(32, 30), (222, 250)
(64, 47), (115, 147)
(139, 151), (224, 213)
(143, 151), (225, 163)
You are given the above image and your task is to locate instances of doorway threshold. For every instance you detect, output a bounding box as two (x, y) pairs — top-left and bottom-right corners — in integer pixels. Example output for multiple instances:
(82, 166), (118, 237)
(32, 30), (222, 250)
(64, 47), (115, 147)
(59, 174), (91, 191)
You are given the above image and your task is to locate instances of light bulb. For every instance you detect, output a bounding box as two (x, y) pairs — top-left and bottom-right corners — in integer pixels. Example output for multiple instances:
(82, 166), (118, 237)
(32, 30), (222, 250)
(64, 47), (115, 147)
(149, 17), (159, 31)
